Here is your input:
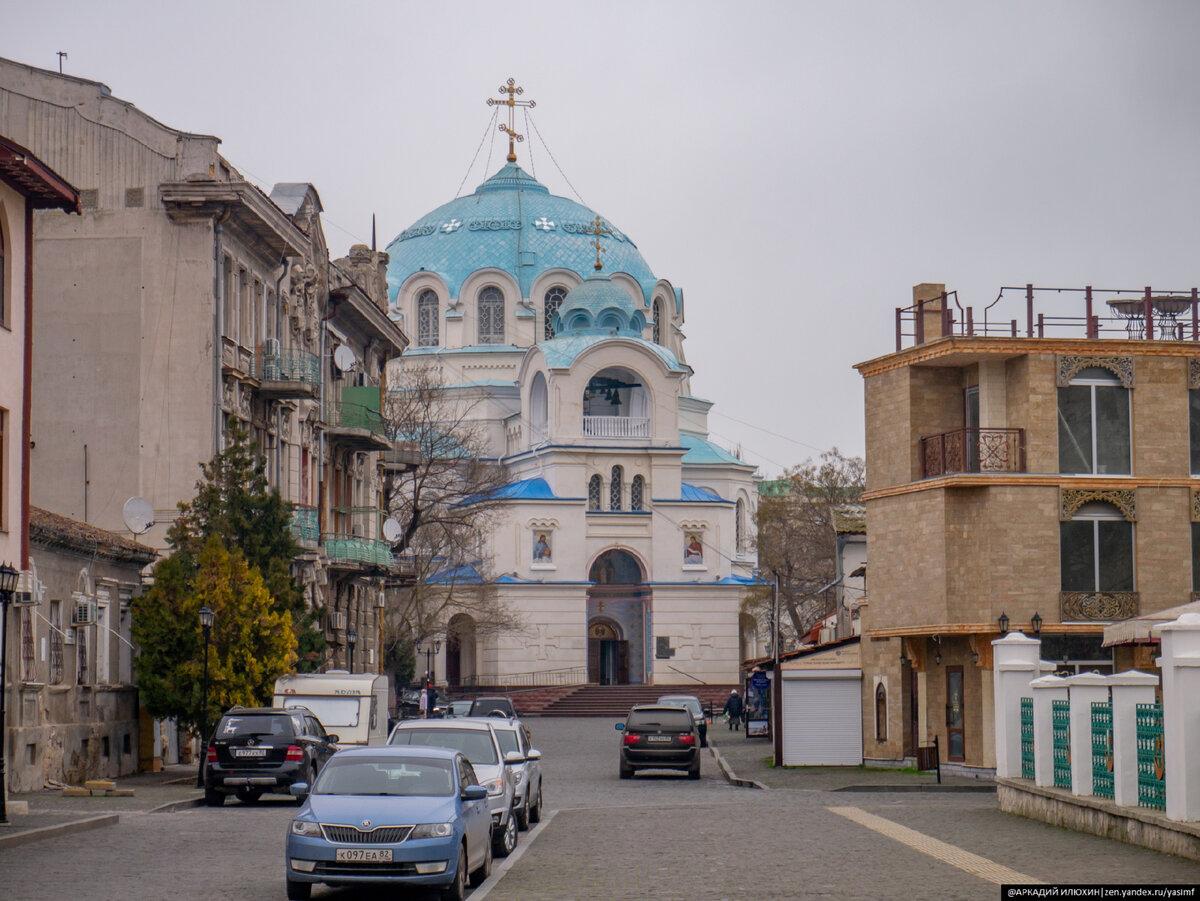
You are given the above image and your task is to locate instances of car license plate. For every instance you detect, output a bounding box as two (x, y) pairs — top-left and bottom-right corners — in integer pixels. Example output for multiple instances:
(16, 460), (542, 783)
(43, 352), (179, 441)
(335, 848), (392, 862)
(647, 736), (671, 743)
(233, 748), (268, 758)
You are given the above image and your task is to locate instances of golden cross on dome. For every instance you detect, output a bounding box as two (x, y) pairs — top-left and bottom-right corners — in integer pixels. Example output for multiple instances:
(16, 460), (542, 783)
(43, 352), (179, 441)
(487, 78), (536, 163)
(590, 216), (612, 271)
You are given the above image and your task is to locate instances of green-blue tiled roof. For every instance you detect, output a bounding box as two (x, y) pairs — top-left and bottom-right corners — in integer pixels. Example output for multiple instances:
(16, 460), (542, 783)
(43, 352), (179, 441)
(538, 333), (687, 371)
(680, 433), (743, 465)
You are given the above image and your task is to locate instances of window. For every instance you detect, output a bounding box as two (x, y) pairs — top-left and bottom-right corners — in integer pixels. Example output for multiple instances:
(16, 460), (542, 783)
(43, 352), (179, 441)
(21, 607), (34, 682)
(49, 600), (64, 684)
(1057, 367), (1130, 474)
(588, 475), (602, 511)
(417, 289), (439, 346)
(652, 297), (666, 344)
(222, 256), (234, 340)
(1061, 502), (1134, 592)
(239, 268), (251, 346)
(1189, 389), (1200, 475)
(735, 498), (746, 552)
(478, 286), (504, 344)
(253, 279), (264, 349)
(0, 216), (7, 328)
(631, 475), (645, 511)
(610, 466), (623, 511)
(544, 286), (566, 340)
(77, 626), (89, 685)
(874, 683), (887, 742)
(1192, 523), (1200, 592)
(0, 407), (6, 531)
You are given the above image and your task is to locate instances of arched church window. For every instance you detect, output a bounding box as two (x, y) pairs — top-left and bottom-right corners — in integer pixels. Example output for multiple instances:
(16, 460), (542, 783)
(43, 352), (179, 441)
(417, 289), (439, 347)
(478, 285), (504, 345)
(631, 475), (645, 511)
(544, 286), (566, 340)
(610, 466), (623, 511)
(875, 683), (887, 741)
(588, 474), (602, 511)
(735, 498), (746, 552)
(652, 297), (667, 345)
(0, 218), (6, 326)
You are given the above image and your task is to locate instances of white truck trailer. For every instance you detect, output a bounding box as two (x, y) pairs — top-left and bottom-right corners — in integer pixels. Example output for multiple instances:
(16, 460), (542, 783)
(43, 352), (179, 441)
(272, 671), (390, 746)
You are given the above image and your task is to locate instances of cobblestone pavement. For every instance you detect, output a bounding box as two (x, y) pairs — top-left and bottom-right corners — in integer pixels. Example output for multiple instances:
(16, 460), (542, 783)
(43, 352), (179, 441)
(1, 719), (1198, 900)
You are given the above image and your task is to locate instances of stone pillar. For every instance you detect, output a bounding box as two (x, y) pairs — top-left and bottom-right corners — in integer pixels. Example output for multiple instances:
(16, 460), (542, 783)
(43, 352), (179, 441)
(1030, 674), (1068, 788)
(991, 633), (1042, 779)
(1154, 612), (1200, 821)
(978, 360), (1008, 428)
(1109, 670), (1158, 808)
(1066, 672), (1109, 797)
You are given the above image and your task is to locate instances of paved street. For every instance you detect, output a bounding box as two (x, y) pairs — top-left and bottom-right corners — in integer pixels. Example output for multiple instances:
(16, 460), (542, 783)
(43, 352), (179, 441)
(3, 717), (1198, 899)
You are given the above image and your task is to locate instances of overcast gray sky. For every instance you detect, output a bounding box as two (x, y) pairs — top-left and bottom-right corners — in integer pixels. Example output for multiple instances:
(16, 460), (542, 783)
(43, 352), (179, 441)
(7, 1), (1200, 476)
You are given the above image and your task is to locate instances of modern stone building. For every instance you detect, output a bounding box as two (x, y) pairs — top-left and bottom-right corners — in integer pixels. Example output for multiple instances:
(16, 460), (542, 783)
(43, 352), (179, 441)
(856, 282), (1195, 773)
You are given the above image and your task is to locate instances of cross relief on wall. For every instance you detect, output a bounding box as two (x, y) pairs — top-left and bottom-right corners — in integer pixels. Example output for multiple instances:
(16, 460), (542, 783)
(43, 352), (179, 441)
(674, 623), (715, 661)
(529, 623), (560, 661)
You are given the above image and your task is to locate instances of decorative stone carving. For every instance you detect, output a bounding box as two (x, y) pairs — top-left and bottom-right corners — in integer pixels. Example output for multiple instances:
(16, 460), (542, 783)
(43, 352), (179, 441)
(221, 379), (235, 413)
(1192, 490), (1200, 523)
(1060, 591), (1139, 621)
(1190, 359), (1200, 390)
(1056, 355), (1134, 388)
(1061, 487), (1136, 521)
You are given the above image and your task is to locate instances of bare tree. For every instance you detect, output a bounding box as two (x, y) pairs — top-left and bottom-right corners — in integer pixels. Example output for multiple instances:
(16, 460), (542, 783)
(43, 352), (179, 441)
(747, 448), (865, 649)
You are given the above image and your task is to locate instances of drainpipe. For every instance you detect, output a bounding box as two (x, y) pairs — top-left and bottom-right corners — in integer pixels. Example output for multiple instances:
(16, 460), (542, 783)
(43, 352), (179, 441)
(212, 207), (231, 456)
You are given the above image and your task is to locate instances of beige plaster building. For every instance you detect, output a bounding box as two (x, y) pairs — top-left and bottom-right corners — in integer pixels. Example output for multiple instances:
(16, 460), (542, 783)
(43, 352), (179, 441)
(856, 283), (1195, 774)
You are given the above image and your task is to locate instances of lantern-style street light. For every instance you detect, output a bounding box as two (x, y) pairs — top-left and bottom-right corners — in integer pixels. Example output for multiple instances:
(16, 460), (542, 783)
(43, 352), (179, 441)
(1031, 612), (1043, 637)
(0, 562), (20, 826)
(998, 612), (1010, 636)
(196, 606), (215, 788)
(422, 640), (441, 717)
(347, 628), (358, 672)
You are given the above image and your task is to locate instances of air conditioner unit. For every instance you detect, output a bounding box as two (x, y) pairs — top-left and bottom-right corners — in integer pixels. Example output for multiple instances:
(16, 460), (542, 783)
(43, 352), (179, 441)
(328, 611), (347, 631)
(72, 603), (94, 626)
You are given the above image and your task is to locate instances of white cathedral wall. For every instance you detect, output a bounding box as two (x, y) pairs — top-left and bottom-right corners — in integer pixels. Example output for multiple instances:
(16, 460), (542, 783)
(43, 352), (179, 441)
(481, 585), (590, 678)
(648, 586), (742, 684)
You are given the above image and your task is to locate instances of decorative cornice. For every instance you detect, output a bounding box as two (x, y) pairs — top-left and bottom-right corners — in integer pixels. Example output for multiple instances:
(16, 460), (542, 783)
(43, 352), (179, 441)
(1057, 355), (1134, 388)
(1060, 591), (1139, 622)
(1060, 487), (1136, 521)
(862, 475), (1190, 502)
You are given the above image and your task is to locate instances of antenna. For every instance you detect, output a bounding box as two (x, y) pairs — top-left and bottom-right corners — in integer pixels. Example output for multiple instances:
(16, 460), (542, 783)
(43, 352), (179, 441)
(382, 518), (403, 542)
(333, 344), (358, 372)
(122, 497), (155, 536)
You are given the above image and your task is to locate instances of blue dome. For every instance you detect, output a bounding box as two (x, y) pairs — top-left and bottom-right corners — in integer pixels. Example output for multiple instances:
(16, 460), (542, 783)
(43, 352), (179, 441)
(552, 274), (646, 337)
(385, 163), (657, 303)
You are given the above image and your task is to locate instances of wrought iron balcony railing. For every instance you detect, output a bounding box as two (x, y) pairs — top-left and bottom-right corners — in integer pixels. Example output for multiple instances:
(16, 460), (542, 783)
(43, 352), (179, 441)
(290, 504), (319, 544)
(322, 533), (395, 567)
(255, 347), (320, 387)
(920, 427), (1025, 478)
(326, 400), (386, 436)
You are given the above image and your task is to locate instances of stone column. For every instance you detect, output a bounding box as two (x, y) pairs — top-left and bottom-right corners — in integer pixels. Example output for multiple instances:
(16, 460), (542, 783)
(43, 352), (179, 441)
(1066, 672), (1109, 797)
(1154, 612), (1200, 821)
(1030, 674), (1069, 788)
(992, 633), (1043, 779)
(1109, 670), (1158, 808)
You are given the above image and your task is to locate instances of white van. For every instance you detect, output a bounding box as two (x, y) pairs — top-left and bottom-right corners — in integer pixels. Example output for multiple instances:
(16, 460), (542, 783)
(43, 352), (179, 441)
(272, 671), (390, 747)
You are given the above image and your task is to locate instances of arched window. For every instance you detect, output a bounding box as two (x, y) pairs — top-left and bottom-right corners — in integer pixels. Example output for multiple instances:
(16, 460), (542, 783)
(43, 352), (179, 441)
(652, 297), (667, 344)
(631, 475), (645, 511)
(478, 285), (505, 345)
(588, 475), (602, 511)
(417, 289), (439, 346)
(735, 498), (746, 553)
(530, 372), (548, 441)
(1058, 366), (1130, 475)
(544, 286), (566, 340)
(1061, 501), (1134, 593)
(875, 683), (887, 741)
(609, 465), (623, 511)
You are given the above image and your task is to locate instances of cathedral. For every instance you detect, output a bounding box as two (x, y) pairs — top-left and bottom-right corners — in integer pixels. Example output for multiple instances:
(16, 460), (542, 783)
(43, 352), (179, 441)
(386, 93), (758, 687)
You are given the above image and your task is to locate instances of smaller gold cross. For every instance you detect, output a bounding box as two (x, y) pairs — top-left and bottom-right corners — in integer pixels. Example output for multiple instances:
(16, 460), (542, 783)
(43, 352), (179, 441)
(590, 216), (612, 271)
(487, 78), (536, 163)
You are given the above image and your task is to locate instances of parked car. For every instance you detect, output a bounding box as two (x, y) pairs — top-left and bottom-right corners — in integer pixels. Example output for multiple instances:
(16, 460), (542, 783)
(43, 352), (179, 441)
(467, 696), (517, 718)
(284, 745), (492, 901)
(205, 707), (339, 806)
(486, 717), (543, 830)
(616, 705), (701, 780)
(388, 718), (522, 857)
(656, 694), (709, 747)
(435, 699), (474, 719)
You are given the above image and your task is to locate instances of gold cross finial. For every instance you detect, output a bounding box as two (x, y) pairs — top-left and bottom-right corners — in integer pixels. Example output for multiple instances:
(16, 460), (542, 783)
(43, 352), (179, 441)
(487, 78), (536, 163)
(590, 216), (612, 271)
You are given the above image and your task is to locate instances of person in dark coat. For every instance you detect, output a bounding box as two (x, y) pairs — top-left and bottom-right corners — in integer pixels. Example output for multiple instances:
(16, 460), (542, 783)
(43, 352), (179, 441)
(723, 689), (744, 730)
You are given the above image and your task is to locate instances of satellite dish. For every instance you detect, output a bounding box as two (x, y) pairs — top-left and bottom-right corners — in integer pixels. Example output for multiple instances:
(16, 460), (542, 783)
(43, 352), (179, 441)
(122, 497), (155, 536)
(333, 344), (358, 372)
(382, 518), (403, 542)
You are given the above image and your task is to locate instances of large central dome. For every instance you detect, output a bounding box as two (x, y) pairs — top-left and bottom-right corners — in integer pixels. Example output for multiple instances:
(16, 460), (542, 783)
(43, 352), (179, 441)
(385, 163), (657, 305)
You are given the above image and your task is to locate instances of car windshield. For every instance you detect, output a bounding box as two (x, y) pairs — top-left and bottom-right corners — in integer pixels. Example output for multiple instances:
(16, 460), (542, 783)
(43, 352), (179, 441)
(658, 697), (703, 718)
(314, 756), (454, 797)
(217, 715), (294, 737)
(493, 729), (519, 755)
(390, 728), (499, 765)
(626, 710), (693, 731)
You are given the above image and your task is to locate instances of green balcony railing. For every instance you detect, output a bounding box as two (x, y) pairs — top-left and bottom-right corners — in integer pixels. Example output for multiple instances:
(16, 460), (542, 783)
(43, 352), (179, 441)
(290, 505), (319, 544)
(1136, 702), (1165, 810)
(322, 533), (395, 567)
(1052, 699), (1071, 790)
(1020, 697), (1034, 780)
(256, 347), (320, 386)
(1091, 700), (1114, 800)
(327, 399), (386, 436)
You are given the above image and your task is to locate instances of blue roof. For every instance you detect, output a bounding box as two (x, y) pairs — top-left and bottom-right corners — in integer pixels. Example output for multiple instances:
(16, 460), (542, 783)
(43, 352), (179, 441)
(680, 433), (744, 465)
(538, 333), (687, 372)
(680, 483), (727, 503)
(385, 163), (658, 302)
(491, 477), (559, 500)
(428, 564), (483, 585)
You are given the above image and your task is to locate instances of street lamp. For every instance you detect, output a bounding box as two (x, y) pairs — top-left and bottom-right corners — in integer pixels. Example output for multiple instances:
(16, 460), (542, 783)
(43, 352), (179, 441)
(422, 640), (441, 717)
(998, 612), (1010, 636)
(375, 589), (387, 676)
(0, 561), (19, 826)
(347, 628), (358, 672)
(196, 605), (215, 789)
(1031, 612), (1043, 637)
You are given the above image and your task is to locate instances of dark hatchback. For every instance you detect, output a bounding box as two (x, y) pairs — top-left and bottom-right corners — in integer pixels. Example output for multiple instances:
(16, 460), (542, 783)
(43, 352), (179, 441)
(205, 707), (339, 806)
(616, 705), (700, 780)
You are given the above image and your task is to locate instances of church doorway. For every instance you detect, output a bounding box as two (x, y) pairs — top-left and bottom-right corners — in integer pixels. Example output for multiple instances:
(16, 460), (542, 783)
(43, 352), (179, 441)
(587, 619), (627, 685)
(445, 613), (476, 687)
(586, 548), (649, 685)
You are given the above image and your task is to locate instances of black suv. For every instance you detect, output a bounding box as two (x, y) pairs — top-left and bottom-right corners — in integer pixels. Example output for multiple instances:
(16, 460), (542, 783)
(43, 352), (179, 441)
(616, 705), (700, 780)
(204, 707), (338, 806)
(467, 696), (517, 718)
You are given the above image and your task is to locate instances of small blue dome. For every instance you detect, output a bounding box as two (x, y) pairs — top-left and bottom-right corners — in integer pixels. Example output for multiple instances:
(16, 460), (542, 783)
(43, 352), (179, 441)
(552, 274), (646, 337)
(385, 163), (657, 303)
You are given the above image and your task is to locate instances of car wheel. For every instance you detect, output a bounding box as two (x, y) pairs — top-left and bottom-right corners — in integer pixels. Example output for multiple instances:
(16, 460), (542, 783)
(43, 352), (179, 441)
(235, 788), (262, 805)
(515, 796), (530, 831)
(688, 763), (701, 780)
(439, 846), (467, 901)
(528, 782), (542, 824)
(285, 878), (311, 900)
(619, 761), (633, 780)
(493, 811), (519, 857)
(469, 836), (492, 888)
(203, 786), (225, 807)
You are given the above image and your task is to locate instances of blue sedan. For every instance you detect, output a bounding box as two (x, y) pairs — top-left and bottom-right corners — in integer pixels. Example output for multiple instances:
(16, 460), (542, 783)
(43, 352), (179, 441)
(284, 745), (492, 900)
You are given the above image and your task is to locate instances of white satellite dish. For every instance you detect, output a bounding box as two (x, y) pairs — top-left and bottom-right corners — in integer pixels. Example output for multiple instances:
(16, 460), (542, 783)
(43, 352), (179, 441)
(382, 518), (403, 542)
(122, 497), (155, 535)
(333, 344), (358, 372)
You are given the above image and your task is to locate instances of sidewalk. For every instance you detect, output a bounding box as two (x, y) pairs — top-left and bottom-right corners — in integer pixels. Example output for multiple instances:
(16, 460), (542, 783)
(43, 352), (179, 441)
(0, 765), (203, 849)
(707, 726), (994, 791)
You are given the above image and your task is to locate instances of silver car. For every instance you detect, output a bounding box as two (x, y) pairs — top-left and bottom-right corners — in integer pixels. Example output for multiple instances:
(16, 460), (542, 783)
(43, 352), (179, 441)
(486, 718), (543, 830)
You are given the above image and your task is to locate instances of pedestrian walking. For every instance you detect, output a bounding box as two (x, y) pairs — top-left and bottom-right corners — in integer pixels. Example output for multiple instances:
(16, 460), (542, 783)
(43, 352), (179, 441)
(723, 689), (744, 731)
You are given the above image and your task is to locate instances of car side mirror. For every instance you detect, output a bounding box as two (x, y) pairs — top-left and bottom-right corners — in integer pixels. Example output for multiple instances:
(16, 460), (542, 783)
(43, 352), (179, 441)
(525, 749), (542, 761)
(614, 723), (625, 731)
(325, 734), (340, 744)
(504, 750), (524, 766)
(462, 785), (487, 801)
(290, 782), (310, 798)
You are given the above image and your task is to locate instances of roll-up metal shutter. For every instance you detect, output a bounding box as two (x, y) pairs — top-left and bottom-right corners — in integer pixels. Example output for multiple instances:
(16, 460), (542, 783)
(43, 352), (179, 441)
(781, 671), (863, 766)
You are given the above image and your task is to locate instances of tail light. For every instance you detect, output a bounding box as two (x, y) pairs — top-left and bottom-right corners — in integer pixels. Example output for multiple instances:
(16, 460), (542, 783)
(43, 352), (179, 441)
(206, 745), (217, 763)
(623, 733), (641, 745)
(285, 745), (304, 762)
(679, 734), (696, 746)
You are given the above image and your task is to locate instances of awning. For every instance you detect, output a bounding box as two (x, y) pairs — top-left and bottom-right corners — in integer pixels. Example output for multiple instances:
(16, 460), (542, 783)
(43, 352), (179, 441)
(1101, 600), (1200, 648)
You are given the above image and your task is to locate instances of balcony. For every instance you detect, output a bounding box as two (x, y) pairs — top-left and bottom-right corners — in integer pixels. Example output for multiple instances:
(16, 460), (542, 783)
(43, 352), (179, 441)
(255, 347), (320, 399)
(322, 533), (395, 568)
(582, 415), (649, 439)
(325, 386), (390, 451)
(920, 428), (1025, 478)
(289, 504), (319, 545)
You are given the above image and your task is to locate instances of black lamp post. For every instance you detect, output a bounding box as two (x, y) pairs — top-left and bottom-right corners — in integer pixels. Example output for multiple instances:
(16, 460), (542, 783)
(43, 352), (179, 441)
(347, 628), (357, 672)
(0, 562), (19, 826)
(1031, 612), (1043, 637)
(196, 605), (214, 788)
(998, 612), (1010, 636)
(422, 640), (441, 716)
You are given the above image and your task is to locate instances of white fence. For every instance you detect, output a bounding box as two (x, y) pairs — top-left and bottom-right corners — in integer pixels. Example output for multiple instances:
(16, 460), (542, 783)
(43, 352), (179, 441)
(582, 415), (649, 438)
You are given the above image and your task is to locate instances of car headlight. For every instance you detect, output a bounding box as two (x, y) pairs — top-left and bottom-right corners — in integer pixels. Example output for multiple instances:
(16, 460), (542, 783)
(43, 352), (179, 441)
(483, 777), (505, 796)
(410, 822), (454, 839)
(291, 819), (322, 837)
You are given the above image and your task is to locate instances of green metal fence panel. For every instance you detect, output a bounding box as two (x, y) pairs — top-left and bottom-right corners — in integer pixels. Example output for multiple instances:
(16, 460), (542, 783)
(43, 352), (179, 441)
(1091, 700), (1114, 800)
(1136, 702), (1165, 810)
(1052, 699), (1071, 789)
(322, 534), (395, 567)
(1020, 697), (1034, 780)
(289, 505), (319, 543)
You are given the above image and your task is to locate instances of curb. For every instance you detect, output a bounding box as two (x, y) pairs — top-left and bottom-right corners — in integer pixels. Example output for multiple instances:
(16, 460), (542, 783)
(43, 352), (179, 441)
(147, 796), (204, 814)
(0, 814), (119, 850)
(708, 745), (767, 790)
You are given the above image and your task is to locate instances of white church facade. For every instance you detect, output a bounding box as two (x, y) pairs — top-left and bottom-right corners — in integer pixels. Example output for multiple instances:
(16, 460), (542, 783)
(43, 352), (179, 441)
(386, 151), (758, 687)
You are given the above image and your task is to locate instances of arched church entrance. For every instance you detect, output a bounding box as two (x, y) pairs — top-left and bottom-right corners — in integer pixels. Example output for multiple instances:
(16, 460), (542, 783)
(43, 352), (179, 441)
(445, 613), (476, 687)
(587, 549), (650, 685)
